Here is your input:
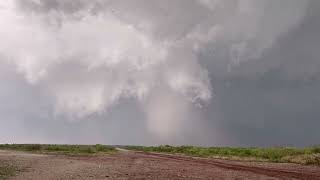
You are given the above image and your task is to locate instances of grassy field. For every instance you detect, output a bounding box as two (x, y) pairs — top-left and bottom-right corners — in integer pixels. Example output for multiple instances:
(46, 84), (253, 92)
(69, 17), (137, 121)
(0, 144), (116, 155)
(1, 144), (319, 165)
(125, 145), (320, 165)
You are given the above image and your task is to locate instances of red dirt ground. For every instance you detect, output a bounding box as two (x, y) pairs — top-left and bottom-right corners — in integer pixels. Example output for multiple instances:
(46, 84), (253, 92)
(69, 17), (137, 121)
(1, 150), (320, 180)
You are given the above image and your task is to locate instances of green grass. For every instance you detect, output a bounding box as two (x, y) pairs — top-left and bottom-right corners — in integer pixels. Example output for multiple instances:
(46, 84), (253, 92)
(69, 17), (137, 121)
(125, 145), (320, 166)
(0, 144), (116, 155)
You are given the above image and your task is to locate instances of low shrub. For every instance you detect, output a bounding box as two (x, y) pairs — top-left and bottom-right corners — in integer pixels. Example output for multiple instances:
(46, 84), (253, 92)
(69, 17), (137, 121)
(0, 144), (116, 155)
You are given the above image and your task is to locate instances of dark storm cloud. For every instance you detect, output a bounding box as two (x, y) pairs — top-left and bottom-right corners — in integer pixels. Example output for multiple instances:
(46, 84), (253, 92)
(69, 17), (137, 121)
(0, 0), (319, 146)
(203, 0), (320, 146)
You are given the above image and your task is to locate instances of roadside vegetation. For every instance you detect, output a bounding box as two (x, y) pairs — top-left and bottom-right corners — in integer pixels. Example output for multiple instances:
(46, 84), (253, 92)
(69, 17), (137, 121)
(0, 144), (116, 155)
(125, 145), (320, 166)
(0, 162), (19, 180)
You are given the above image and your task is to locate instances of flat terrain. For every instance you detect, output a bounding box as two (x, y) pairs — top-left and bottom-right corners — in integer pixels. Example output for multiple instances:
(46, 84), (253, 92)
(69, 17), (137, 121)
(1, 149), (320, 180)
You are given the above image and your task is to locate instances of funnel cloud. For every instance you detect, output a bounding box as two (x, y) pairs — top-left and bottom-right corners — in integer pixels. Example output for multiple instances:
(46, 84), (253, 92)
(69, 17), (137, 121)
(0, 0), (319, 146)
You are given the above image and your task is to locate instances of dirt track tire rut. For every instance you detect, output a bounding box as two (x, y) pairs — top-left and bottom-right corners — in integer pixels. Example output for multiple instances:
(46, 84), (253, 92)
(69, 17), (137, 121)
(135, 151), (320, 180)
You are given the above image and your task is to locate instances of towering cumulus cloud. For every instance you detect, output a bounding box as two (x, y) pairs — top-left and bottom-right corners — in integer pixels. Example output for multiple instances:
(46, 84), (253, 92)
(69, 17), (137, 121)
(0, 0), (311, 142)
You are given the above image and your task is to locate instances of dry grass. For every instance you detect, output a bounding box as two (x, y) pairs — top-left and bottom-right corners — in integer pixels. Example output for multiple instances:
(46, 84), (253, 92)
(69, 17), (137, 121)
(0, 162), (18, 180)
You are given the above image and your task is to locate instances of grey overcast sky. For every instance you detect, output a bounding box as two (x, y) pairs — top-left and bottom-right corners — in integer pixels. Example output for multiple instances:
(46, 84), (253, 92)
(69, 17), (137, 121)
(0, 0), (319, 147)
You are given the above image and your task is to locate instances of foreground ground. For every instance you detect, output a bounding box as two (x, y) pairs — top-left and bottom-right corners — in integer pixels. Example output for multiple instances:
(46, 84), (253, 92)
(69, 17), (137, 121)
(1, 149), (320, 180)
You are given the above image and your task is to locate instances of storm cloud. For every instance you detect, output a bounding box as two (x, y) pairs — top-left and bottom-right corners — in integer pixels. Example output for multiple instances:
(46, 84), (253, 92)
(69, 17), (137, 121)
(0, 0), (319, 146)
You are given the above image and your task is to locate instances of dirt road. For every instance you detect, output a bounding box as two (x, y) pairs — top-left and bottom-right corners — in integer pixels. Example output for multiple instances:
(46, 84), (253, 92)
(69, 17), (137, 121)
(0, 149), (320, 180)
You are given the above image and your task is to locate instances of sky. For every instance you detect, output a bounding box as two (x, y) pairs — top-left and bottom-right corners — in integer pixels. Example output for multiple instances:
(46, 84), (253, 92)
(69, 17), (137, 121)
(0, 0), (319, 147)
